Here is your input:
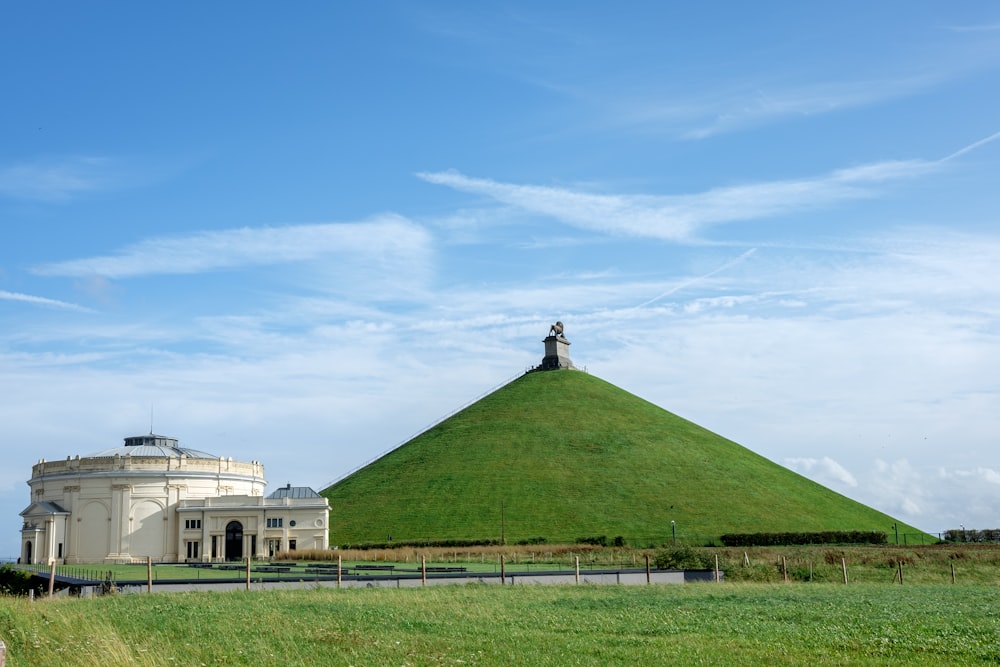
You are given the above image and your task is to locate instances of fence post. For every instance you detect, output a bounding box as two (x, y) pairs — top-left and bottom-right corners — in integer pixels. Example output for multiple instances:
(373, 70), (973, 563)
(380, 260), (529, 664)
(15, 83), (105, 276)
(337, 555), (342, 589)
(574, 556), (580, 584)
(147, 556), (153, 594)
(245, 556), (251, 591)
(48, 560), (57, 597)
(715, 554), (720, 583)
(500, 555), (505, 585)
(841, 558), (848, 585)
(645, 554), (650, 584)
(782, 556), (788, 583)
(421, 556), (426, 587)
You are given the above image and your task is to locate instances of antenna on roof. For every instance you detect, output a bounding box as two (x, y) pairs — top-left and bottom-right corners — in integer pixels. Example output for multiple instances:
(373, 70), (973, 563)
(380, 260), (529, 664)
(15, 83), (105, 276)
(150, 404), (154, 435)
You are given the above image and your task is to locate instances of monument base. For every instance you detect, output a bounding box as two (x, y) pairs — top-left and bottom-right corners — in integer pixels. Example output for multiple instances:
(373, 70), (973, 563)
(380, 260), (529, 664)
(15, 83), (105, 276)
(538, 335), (574, 370)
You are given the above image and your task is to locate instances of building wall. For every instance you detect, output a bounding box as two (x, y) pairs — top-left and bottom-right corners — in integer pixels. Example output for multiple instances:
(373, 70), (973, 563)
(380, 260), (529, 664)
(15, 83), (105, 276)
(22, 454), (269, 564)
(177, 494), (330, 562)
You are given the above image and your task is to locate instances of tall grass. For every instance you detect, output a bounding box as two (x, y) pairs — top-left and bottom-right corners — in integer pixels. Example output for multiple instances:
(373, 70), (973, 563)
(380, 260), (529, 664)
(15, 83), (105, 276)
(3, 583), (1000, 665)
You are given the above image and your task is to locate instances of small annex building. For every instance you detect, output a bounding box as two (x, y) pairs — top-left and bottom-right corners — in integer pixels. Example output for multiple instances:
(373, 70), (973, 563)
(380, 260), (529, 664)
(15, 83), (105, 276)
(19, 433), (329, 564)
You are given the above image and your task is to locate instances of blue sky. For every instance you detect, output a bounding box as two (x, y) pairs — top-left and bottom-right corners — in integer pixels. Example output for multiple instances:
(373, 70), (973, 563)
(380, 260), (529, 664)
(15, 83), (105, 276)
(3, 3), (1000, 555)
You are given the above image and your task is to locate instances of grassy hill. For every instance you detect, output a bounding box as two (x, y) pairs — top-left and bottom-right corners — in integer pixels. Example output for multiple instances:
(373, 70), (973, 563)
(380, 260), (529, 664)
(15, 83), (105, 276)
(323, 370), (924, 545)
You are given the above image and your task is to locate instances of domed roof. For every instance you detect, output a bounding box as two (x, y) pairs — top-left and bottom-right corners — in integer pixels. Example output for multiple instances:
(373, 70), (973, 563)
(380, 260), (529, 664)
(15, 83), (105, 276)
(85, 434), (217, 459)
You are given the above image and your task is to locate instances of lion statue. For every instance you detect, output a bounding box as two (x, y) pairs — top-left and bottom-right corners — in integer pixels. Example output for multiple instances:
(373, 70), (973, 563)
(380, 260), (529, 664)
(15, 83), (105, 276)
(549, 321), (565, 337)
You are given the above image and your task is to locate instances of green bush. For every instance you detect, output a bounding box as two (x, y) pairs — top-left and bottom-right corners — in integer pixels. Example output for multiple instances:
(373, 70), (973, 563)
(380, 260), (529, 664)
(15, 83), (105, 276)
(0, 564), (37, 596)
(653, 546), (715, 570)
(720, 531), (887, 547)
(340, 538), (501, 550)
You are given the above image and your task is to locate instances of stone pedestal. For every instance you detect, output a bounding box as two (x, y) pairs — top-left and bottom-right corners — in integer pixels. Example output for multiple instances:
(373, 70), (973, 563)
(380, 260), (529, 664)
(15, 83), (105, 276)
(540, 335), (574, 370)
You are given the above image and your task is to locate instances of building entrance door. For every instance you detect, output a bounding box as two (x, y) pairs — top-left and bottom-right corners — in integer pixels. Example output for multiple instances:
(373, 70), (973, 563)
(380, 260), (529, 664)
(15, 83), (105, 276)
(267, 538), (281, 557)
(24, 540), (32, 564)
(225, 521), (243, 561)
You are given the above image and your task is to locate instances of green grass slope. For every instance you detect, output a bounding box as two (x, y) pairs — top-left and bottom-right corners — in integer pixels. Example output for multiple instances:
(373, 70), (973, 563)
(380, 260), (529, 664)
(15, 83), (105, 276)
(323, 370), (923, 545)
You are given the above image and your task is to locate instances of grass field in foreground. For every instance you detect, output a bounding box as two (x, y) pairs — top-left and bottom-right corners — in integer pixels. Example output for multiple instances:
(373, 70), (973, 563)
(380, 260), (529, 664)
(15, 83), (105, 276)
(2, 584), (1000, 666)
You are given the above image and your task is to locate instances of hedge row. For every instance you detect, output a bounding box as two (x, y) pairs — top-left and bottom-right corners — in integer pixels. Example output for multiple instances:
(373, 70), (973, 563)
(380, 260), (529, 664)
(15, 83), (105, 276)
(339, 538), (502, 550)
(575, 536), (627, 547)
(720, 531), (888, 547)
(943, 528), (1000, 543)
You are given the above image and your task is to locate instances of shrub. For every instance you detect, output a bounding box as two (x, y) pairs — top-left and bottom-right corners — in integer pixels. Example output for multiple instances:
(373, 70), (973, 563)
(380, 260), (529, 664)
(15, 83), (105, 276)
(653, 546), (715, 570)
(0, 564), (35, 596)
(339, 538), (501, 551)
(720, 531), (887, 547)
(823, 549), (847, 565)
(575, 536), (608, 547)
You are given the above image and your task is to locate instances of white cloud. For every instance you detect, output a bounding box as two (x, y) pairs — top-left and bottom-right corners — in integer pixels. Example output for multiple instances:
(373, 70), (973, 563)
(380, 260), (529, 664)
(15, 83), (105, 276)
(948, 22), (1000, 33)
(675, 77), (938, 140)
(6, 220), (1000, 545)
(33, 215), (432, 280)
(418, 160), (937, 241)
(0, 156), (120, 201)
(0, 289), (95, 313)
(596, 67), (951, 140)
(784, 456), (859, 487)
(948, 467), (1000, 486)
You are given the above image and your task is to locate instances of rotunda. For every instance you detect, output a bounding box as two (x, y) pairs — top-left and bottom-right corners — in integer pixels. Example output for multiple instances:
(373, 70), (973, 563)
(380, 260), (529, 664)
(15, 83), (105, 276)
(19, 433), (328, 564)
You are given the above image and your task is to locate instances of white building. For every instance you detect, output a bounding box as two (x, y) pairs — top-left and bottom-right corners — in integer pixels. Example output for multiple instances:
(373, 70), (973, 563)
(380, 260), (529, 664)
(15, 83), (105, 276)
(19, 433), (329, 564)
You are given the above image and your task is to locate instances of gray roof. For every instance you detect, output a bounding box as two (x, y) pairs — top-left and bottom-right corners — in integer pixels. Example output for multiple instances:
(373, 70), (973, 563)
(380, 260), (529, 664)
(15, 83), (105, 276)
(21, 500), (69, 516)
(267, 485), (321, 500)
(85, 433), (217, 460)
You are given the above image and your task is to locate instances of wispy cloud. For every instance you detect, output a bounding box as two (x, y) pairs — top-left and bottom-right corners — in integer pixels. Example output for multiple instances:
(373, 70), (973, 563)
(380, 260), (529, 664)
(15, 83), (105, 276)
(785, 456), (859, 487)
(941, 129), (1000, 161)
(33, 215), (432, 279)
(418, 160), (935, 241)
(421, 131), (999, 243)
(0, 156), (122, 201)
(0, 290), (95, 313)
(948, 22), (1000, 33)
(604, 72), (944, 140)
(636, 248), (757, 309)
(677, 77), (936, 140)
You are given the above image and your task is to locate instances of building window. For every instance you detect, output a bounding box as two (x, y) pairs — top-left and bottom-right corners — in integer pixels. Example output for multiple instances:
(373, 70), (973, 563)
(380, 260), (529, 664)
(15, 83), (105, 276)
(289, 539), (297, 551)
(267, 539), (281, 557)
(185, 519), (202, 530)
(186, 541), (200, 559)
(58, 542), (63, 559)
(266, 518), (283, 528)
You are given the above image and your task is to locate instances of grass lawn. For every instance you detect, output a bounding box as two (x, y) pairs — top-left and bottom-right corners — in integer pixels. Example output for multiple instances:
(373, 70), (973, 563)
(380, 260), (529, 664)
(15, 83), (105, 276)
(2, 583), (999, 666)
(323, 370), (928, 545)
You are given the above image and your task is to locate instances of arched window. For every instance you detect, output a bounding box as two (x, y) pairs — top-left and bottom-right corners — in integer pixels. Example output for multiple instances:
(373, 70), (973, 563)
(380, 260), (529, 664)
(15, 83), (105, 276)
(24, 540), (33, 564)
(225, 521), (243, 561)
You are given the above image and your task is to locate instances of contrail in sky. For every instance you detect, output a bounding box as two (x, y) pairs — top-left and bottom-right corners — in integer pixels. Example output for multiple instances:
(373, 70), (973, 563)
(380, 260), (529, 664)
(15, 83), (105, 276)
(941, 130), (1000, 162)
(635, 247), (758, 309)
(0, 290), (95, 312)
